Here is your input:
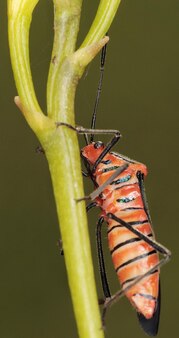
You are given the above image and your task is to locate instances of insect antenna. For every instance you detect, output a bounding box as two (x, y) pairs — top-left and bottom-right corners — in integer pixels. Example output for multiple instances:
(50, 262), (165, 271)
(90, 35), (108, 143)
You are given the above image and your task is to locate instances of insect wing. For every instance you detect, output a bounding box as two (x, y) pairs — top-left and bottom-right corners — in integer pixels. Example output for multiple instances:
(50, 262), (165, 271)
(137, 282), (161, 336)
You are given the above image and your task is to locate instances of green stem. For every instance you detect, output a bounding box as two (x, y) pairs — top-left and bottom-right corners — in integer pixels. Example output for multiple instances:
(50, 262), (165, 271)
(47, 0), (83, 120)
(81, 0), (122, 47)
(40, 128), (103, 338)
(8, 0), (48, 132)
(8, 1), (122, 337)
(45, 2), (105, 337)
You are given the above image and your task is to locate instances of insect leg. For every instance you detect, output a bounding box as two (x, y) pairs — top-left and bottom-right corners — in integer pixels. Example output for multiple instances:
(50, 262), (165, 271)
(77, 163), (129, 202)
(107, 213), (171, 257)
(89, 164), (128, 200)
(56, 122), (121, 168)
(91, 131), (121, 173)
(56, 122), (121, 139)
(100, 213), (171, 325)
(82, 170), (89, 177)
(86, 202), (98, 212)
(102, 254), (169, 326)
(96, 217), (111, 298)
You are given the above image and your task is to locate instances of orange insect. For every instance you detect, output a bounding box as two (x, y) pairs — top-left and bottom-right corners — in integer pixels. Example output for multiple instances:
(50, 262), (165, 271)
(81, 139), (170, 335)
(58, 43), (171, 335)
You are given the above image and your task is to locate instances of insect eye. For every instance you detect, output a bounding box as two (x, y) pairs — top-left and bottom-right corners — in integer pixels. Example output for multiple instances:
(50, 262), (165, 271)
(94, 141), (104, 149)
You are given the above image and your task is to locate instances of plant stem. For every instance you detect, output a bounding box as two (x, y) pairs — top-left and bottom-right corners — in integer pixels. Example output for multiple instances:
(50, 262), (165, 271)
(8, 0), (122, 337)
(81, 0), (122, 47)
(7, 0), (48, 132)
(45, 2), (106, 337)
(47, 0), (83, 120)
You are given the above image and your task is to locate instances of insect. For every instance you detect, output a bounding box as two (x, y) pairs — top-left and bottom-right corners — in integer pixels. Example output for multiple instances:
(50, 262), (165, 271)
(57, 40), (171, 336)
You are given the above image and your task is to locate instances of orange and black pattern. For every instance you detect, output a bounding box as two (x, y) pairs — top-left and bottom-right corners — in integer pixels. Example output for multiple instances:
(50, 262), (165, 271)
(82, 143), (160, 321)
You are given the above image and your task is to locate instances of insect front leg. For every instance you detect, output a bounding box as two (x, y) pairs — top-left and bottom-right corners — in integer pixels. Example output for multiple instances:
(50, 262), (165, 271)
(56, 122), (120, 137)
(56, 122), (121, 169)
(55, 123), (126, 203)
(91, 131), (121, 173)
(56, 121), (121, 167)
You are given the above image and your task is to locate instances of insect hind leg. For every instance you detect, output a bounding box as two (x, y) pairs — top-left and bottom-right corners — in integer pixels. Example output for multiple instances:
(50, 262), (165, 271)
(96, 217), (111, 299)
(101, 213), (171, 326)
(107, 213), (171, 257)
(101, 255), (168, 329)
(56, 122), (121, 175)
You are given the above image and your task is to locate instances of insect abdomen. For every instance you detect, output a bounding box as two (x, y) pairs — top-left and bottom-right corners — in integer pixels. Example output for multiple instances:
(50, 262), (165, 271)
(95, 154), (160, 320)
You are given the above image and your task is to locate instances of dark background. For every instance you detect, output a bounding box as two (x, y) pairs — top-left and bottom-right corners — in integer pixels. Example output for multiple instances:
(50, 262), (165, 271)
(0, 1), (178, 337)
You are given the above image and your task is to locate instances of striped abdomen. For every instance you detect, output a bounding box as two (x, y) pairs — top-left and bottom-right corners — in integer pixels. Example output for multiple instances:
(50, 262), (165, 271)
(95, 153), (159, 319)
(107, 208), (159, 319)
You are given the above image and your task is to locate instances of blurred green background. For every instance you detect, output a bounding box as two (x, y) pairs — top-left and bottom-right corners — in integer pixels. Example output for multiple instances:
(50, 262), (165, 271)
(0, 1), (178, 337)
